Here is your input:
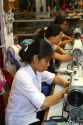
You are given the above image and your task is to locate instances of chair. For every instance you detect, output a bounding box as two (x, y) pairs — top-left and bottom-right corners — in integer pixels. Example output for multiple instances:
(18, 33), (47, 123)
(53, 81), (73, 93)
(6, 39), (33, 72)
(6, 47), (21, 71)
(0, 67), (13, 124)
(0, 67), (13, 88)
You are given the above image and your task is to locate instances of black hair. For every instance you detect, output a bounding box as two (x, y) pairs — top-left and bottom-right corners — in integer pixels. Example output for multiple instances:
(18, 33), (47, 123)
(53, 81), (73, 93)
(19, 39), (54, 63)
(33, 28), (45, 41)
(45, 24), (61, 39)
(54, 15), (66, 25)
(33, 24), (61, 40)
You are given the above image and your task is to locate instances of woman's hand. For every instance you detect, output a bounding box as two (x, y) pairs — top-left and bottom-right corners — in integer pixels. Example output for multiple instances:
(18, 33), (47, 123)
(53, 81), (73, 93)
(53, 75), (70, 87)
(63, 80), (70, 88)
(60, 87), (69, 98)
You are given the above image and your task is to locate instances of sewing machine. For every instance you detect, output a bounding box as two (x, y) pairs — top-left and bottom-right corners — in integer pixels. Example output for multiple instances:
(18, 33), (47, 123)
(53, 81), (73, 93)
(63, 65), (83, 123)
(62, 28), (83, 124)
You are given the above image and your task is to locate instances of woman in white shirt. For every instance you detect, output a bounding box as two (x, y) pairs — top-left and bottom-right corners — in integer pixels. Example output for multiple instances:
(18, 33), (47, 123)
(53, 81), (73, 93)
(5, 39), (68, 125)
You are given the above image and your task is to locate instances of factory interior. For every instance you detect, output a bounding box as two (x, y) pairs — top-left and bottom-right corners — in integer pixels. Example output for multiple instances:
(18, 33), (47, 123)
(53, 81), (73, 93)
(0, 0), (83, 125)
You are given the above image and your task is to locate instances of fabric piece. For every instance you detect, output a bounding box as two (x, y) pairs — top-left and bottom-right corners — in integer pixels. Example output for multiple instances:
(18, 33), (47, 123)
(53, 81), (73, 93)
(0, 69), (6, 90)
(20, 39), (33, 47)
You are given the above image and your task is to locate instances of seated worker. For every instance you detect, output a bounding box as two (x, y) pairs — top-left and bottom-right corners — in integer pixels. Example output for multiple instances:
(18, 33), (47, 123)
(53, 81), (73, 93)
(35, 24), (73, 62)
(5, 39), (69, 125)
(54, 15), (74, 47)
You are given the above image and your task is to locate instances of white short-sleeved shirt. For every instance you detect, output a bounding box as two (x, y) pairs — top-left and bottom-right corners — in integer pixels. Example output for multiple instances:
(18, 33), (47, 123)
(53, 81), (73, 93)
(5, 65), (55, 125)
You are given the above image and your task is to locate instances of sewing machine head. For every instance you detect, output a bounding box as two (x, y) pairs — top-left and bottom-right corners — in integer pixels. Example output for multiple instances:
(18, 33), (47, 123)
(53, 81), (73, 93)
(61, 27), (83, 123)
(73, 27), (82, 39)
(67, 65), (83, 105)
(72, 39), (83, 58)
(71, 27), (83, 66)
(63, 66), (83, 123)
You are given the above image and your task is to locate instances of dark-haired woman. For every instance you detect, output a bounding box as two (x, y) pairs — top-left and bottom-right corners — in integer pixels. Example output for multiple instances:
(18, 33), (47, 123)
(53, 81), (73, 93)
(46, 24), (73, 62)
(5, 39), (68, 125)
(36, 24), (73, 62)
(54, 15), (74, 47)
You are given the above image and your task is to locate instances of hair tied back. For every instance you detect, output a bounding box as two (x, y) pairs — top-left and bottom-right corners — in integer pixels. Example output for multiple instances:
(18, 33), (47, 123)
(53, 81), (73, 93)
(24, 45), (29, 52)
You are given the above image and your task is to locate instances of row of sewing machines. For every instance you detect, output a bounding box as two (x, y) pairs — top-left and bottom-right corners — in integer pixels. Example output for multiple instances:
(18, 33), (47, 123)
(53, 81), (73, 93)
(6, 27), (83, 124)
(56, 28), (83, 124)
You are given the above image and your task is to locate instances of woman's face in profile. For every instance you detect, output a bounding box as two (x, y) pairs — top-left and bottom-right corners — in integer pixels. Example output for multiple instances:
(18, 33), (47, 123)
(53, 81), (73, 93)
(51, 32), (62, 45)
(32, 56), (50, 72)
(60, 21), (68, 30)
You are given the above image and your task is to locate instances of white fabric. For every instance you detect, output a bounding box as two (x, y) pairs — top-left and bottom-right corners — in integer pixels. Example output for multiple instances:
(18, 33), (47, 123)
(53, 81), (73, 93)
(5, 65), (55, 125)
(10, 44), (21, 62)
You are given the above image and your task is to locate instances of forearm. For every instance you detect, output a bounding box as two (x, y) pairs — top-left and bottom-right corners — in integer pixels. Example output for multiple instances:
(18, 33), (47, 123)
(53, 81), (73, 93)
(56, 46), (65, 54)
(59, 40), (70, 47)
(59, 39), (74, 47)
(43, 93), (63, 109)
(63, 34), (71, 40)
(53, 52), (73, 62)
(42, 88), (67, 109)
(53, 75), (66, 86)
(62, 55), (73, 62)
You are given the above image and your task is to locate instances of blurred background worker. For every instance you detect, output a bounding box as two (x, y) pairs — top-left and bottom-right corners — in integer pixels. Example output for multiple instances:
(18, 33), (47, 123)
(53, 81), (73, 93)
(54, 15), (74, 47)
(35, 23), (73, 62)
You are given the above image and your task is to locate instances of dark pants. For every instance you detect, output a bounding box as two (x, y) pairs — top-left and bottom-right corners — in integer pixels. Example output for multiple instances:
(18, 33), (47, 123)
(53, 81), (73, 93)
(0, 119), (5, 125)
(29, 110), (45, 125)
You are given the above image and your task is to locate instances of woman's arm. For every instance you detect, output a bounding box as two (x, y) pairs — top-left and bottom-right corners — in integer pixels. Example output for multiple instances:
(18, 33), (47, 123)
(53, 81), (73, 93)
(59, 38), (74, 47)
(53, 52), (73, 62)
(41, 73), (69, 109)
(62, 33), (72, 40)
(52, 74), (69, 87)
(42, 87), (68, 109)
(55, 45), (65, 54)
